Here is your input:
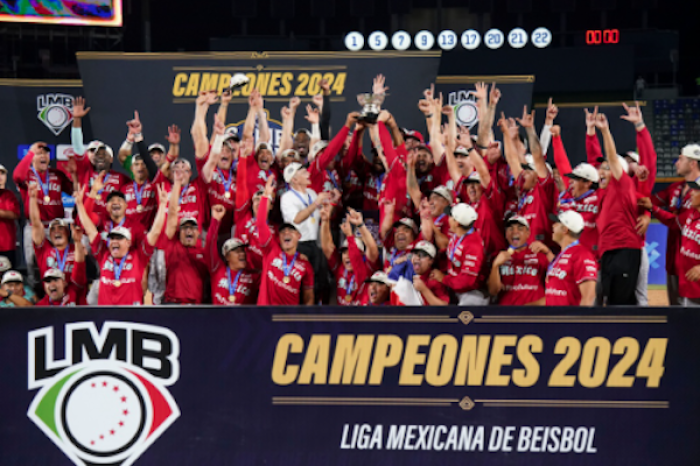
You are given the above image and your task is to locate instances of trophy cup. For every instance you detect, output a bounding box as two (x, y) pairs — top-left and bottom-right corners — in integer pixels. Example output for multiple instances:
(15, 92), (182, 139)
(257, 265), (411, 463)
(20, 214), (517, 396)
(357, 93), (385, 124)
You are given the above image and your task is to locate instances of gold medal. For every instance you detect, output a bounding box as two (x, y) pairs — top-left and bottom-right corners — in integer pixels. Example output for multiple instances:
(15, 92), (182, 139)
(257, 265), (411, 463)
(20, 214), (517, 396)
(43, 195), (50, 203)
(344, 295), (353, 303)
(136, 205), (144, 212)
(228, 295), (236, 303)
(113, 280), (121, 288)
(283, 276), (291, 284)
(95, 194), (101, 201)
(310, 217), (316, 224)
(224, 192), (231, 199)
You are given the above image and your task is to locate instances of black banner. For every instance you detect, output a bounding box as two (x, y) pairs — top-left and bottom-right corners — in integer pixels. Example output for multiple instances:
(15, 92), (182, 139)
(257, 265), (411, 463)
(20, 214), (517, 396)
(75, 51), (442, 162)
(1, 306), (698, 466)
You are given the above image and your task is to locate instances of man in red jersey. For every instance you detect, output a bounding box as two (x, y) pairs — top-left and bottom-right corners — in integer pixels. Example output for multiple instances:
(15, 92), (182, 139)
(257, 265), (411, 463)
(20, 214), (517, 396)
(122, 155), (158, 228)
(411, 240), (450, 305)
(544, 210), (597, 306)
(13, 142), (74, 280)
(595, 113), (642, 305)
(256, 177), (315, 305)
(358, 271), (394, 306)
(672, 181), (700, 307)
(28, 185), (77, 283)
(158, 177), (209, 304)
(0, 164), (20, 266)
(321, 207), (379, 306)
(75, 184), (166, 306)
(488, 216), (549, 305)
(430, 203), (486, 305)
(36, 225), (86, 307)
(208, 205), (260, 305)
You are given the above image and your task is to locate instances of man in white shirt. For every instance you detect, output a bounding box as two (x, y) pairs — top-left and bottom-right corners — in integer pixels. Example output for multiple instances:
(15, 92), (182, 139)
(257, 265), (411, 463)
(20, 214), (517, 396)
(280, 162), (330, 304)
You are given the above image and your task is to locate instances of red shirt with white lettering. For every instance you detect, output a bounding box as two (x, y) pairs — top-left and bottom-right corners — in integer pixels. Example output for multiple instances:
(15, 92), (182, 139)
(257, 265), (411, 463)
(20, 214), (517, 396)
(34, 240), (76, 283)
(327, 237), (374, 306)
(470, 177), (507, 259)
(154, 173), (209, 231)
(36, 260), (86, 307)
(196, 155), (237, 233)
(122, 180), (158, 229)
(417, 161), (451, 196)
(496, 249), (549, 305)
(545, 243), (598, 306)
(207, 218), (260, 305)
(678, 210), (700, 299)
(256, 197), (314, 305)
(597, 172), (640, 255)
(159, 234), (209, 304)
(558, 189), (605, 258)
(92, 236), (154, 306)
(443, 230), (485, 294)
(517, 173), (553, 245)
(13, 158), (73, 224)
(73, 157), (130, 221)
(652, 181), (692, 275)
(0, 189), (20, 250)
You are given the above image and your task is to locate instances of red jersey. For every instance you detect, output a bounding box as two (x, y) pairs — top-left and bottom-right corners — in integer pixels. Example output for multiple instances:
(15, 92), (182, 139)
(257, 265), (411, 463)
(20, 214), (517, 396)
(154, 173), (209, 231)
(417, 161), (451, 196)
(545, 243), (598, 306)
(417, 271), (450, 303)
(92, 236), (154, 306)
(652, 181), (692, 275)
(327, 237), (374, 306)
(0, 189), (20, 250)
(159, 235), (208, 304)
(597, 172), (640, 255)
(34, 240), (76, 283)
(309, 126), (349, 193)
(36, 260), (86, 307)
(122, 180), (157, 229)
(377, 123), (410, 223)
(469, 177), (507, 258)
(242, 154), (278, 200)
(678, 210), (700, 299)
(196, 155), (237, 233)
(558, 189), (605, 258)
(72, 153), (129, 220)
(382, 235), (420, 272)
(363, 172), (384, 211)
(443, 230), (485, 294)
(517, 174), (553, 245)
(256, 197), (314, 305)
(485, 157), (515, 222)
(496, 249), (549, 305)
(13, 151), (73, 224)
(207, 219), (260, 305)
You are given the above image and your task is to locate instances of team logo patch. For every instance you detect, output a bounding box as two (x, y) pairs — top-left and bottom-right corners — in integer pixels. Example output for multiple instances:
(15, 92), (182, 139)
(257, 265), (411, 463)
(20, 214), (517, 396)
(37, 94), (75, 136)
(27, 322), (180, 466)
(447, 90), (479, 129)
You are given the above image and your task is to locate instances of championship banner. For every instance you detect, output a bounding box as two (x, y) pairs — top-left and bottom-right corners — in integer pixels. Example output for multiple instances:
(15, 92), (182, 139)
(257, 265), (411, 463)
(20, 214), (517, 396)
(0, 79), (94, 204)
(435, 75), (535, 137)
(76, 51), (442, 162)
(1, 307), (697, 465)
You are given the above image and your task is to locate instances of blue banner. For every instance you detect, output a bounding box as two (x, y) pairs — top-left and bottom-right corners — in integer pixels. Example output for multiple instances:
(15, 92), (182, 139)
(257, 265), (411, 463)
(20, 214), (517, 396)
(646, 222), (668, 286)
(1, 306), (697, 466)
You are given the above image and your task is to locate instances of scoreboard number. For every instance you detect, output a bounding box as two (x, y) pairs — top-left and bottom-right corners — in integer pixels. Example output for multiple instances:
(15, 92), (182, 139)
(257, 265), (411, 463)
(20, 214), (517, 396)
(508, 28), (528, 49)
(461, 29), (481, 50)
(437, 30), (458, 50)
(344, 32), (364, 51)
(484, 29), (504, 49)
(391, 31), (411, 51)
(531, 27), (552, 48)
(368, 31), (388, 51)
(414, 30), (435, 51)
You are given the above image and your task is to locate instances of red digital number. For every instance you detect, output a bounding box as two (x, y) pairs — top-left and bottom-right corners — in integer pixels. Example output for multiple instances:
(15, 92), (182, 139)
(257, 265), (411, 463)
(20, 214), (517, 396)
(586, 29), (619, 45)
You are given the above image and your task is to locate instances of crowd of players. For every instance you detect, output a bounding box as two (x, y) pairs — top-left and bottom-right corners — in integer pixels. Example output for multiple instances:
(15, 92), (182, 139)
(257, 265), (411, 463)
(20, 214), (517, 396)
(2, 74), (699, 308)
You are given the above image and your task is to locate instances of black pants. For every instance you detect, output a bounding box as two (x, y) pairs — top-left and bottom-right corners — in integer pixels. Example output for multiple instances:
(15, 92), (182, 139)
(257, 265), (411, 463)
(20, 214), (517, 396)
(297, 240), (330, 305)
(600, 248), (642, 306)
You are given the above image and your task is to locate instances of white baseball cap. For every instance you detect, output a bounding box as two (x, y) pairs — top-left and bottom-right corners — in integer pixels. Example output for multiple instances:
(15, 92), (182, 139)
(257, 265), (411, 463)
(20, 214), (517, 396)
(393, 217), (418, 235)
(283, 162), (304, 183)
(450, 203), (478, 227)
(0, 256), (11, 273)
(309, 140), (329, 160)
(48, 218), (69, 230)
(256, 142), (272, 153)
(108, 226), (132, 241)
(624, 151), (640, 163)
(365, 271), (396, 286)
(454, 146), (470, 157)
(94, 143), (114, 159)
(148, 143), (166, 153)
(505, 215), (530, 229)
(413, 240), (437, 259)
(682, 144), (700, 161)
(1, 270), (23, 285)
(340, 237), (366, 254)
(229, 73), (250, 90)
(43, 268), (65, 281)
(172, 158), (192, 170)
(465, 171), (481, 183)
(565, 163), (600, 184)
(521, 154), (536, 171)
(429, 186), (453, 204)
(0, 164), (6, 173)
(179, 217), (198, 228)
(222, 238), (247, 256)
(549, 210), (585, 234)
(86, 140), (103, 152)
(278, 149), (301, 162)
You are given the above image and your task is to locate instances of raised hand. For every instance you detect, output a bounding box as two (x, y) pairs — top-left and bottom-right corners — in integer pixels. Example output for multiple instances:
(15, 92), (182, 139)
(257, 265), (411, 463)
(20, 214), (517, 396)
(249, 89), (263, 110)
(73, 97), (91, 118)
(166, 125), (181, 144)
(264, 175), (275, 198)
(418, 99), (432, 116)
(211, 204), (226, 221)
(319, 78), (331, 95)
(73, 185), (85, 205)
(584, 106), (598, 131)
(442, 105), (454, 116)
(516, 106), (535, 129)
(545, 98), (558, 124)
(636, 165), (650, 182)
(319, 203), (331, 222)
(346, 111), (360, 128)
(29, 141), (48, 155)
(529, 241), (551, 255)
(281, 106), (292, 119)
(71, 224), (84, 243)
(241, 139), (254, 158)
(373, 74), (389, 95)
(200, 90), (219, 106)
(340, 218), (353, 237)
(126, 111), (142, 134)
(220, 89), (233, 105)
(289, 96), (301, 111)
(489, 83), (502, 106)
(347, 208), (364, 226)
(621, 101), (644, 127)
(474, 82), (488, 102)
(156, 183), (169, 206)
(423, 84), (434, 101)
(91, 171), (107, 193)
(213, 114), (225, 136)
(381, 198), (396, 218)
(305, 104), (320, 125)
(330, 188), (342, 205)
(550, 125), (561, 137)
(312, 93), (324, 109)
(314, 191), (331, 207)
(419, 198), (431, 219)
(594, 113), (610, 130)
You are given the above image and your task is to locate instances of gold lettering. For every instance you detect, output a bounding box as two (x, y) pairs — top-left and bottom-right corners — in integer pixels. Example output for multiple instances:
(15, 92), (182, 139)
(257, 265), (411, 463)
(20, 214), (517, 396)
(271, 334), (303, 385)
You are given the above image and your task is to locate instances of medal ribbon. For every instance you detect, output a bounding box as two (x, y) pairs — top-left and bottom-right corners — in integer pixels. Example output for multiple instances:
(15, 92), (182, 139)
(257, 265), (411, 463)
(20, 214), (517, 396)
(133, 181), (146, 206)
(54, 247), (68, 272)
(227, 267), (242, 297)
(217, 167), (234, 193)
(326, 170), (340, 191)
(559, 189), (594, 205)
(434, 213), (446, 226)
(344, 269), (356, 296)
(179, 183), (190, 205)
(449, 229), (474, 262)
(291, 188), (312, 208)
(547, 240), (580, 276)
(96, 171), (110, 197)
(282, 252), (299, 280)
(31, 166), (50, 199)
(113, 255), (128, 282)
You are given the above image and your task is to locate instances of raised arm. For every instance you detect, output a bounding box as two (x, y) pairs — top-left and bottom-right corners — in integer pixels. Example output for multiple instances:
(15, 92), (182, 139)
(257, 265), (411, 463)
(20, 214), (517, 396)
(71, 97), (90, 156)
(348, 208), (379, 265)
(147, 185), (169, 246)
(279, 97), (300, 154)
(622, 101), (657, 190)
(428, 94), (446, 165)
(256, 177), (276, 248)
(320, 204), (335, 260)
(202, 115), (226, 184)
(241, 96), (258, 144)
(215, 89), (233, 132)
(254, 90), (271, 144)
(313, 113), (354, 171)
(550, 126), (572, 185)
(477, 83), (501, 149)
(28, 185), (45, 246)
(318, 79), (332, 141)
(584, 107), (603, 165)
(517, 107), (548, 179)
(74, 187), (99, 243)
(498, 113), (523, 180)
(596, 114), (622, 180)
(406, 152), (423, 208)
(165, 177), (182, 240)
(208, 205), (226, 273)
(192, 90), (217, 159)
(469, 144), (492, 189)
(540, 98), (558, 158)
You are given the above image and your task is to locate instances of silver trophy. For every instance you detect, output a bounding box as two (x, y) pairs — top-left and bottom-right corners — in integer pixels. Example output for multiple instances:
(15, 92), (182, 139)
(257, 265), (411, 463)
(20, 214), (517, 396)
(357, 93), (385, 124)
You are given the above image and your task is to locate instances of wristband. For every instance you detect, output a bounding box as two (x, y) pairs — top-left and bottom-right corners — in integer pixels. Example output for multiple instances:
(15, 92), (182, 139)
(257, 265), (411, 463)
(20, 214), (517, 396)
(166, 152), (177, 163)
(425, 114), (433, 118)
(358, 223), (365, 228)
(120, 140), (133, 152)
(477, 144), (489, 150)
(635, 122), (645, 129)
(468, 147), (476, 153)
